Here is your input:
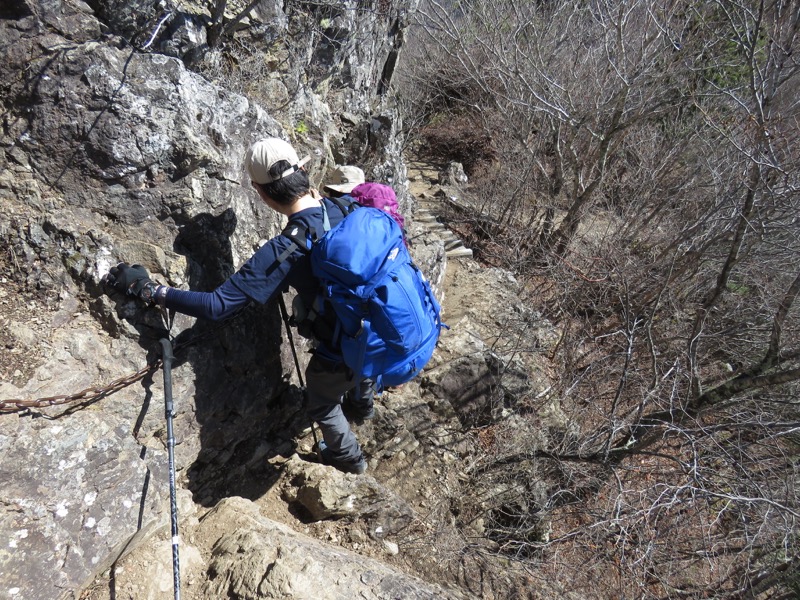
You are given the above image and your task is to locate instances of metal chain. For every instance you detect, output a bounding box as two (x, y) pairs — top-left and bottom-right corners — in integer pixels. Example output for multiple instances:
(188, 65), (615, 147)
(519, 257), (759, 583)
(0, 362), (162, 414)
(0, 311), (238, 415)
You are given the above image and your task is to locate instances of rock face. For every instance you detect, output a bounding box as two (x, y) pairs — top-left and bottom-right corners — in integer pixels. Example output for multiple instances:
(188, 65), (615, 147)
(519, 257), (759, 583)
(194, 497), (466, 600)
(0, 410), (166, 594)
(93, 495), (467, 599)
(0, 1), (433, 598)
(0, 1), (283, 593)
(202, 511), (464, 600)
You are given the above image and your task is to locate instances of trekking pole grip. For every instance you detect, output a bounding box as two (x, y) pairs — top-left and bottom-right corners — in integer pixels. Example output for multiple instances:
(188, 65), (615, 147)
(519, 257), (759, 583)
(161, 338), (174, 415)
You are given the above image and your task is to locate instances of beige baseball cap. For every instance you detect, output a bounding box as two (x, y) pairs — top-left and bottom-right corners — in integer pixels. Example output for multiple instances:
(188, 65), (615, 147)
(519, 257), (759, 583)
(323, 165), (365, 194)
(245, 138), (311, 185)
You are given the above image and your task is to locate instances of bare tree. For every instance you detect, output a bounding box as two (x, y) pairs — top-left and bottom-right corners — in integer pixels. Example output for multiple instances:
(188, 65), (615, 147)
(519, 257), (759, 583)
(405, 1), (699, 258)
(401, 1), (800, 598)
(207, 0), (263, 48)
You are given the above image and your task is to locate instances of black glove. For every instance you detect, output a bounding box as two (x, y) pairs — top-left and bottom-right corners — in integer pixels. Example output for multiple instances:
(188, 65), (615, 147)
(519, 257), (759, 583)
(103, 262), (160, 305)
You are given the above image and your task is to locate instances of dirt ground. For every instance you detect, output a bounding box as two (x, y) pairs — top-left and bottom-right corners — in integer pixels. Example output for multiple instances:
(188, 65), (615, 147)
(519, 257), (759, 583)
(0, 250), (53, 392)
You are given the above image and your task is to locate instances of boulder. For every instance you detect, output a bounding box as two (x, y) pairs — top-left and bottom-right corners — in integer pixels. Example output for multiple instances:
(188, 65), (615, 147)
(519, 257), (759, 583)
(438, 161), (469, 186)
(199, 497), (466, 600)
(281, 455), (414, 529)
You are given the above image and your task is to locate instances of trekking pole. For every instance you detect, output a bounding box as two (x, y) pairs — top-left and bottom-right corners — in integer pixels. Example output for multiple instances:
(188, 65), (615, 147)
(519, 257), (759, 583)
(159, 338), (181, 600)
(278, 296), (323, 463)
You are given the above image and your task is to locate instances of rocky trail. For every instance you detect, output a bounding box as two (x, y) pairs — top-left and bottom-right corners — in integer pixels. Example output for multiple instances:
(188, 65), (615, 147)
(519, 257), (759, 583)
(407, 159), (474, 260)
(2, 149), (554, 599)
(77, 160), (498, 600)
(0, 2), (559, 598)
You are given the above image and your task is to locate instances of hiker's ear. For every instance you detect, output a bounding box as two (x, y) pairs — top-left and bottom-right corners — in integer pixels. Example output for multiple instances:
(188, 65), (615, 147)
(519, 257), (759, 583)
(252, 182), (273, 205)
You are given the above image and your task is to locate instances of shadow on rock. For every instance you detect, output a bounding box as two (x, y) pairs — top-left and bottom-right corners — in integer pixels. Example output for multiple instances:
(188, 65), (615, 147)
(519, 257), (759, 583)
(169, 209), (311, 507)
(105, 208), (313, 508)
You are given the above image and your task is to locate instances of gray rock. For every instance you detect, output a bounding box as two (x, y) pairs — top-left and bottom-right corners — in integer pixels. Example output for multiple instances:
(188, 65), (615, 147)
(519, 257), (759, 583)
(438, 161), (469, 186)
(407, 222), (447, 308)
(281, 456), (414, 529)
(7, 322), (38, 348)
(422, 318), (505, 427)
(0, 409), (167, 597)
(200, 497), (466, 600)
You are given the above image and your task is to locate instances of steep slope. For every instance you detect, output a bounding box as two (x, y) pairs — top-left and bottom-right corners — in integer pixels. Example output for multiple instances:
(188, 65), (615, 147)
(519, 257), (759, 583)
(0, 2), (558, 598)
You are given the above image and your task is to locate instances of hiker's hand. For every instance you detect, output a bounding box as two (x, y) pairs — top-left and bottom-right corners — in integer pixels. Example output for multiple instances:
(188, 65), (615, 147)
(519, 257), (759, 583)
(103, 263), (157, 303)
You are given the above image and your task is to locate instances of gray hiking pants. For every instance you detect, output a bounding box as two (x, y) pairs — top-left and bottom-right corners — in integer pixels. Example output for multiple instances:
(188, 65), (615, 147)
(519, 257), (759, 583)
(305, 354), (364, 462)
(346, 377), (376, 409)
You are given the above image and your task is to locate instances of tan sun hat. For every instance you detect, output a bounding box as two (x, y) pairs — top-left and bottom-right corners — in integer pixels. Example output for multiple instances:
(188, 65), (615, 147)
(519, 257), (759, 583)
(245, 138), (311, 185)
(323, 165), (365, 194)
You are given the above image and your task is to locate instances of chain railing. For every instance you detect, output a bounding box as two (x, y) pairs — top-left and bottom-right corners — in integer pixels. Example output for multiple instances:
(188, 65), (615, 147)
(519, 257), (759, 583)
(0, 310), (241, 415)
(0, 361), (162, 414)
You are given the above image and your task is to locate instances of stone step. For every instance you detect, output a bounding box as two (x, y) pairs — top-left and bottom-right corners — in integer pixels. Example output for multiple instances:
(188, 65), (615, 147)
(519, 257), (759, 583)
(446, 246), (473, 258)
(414, 214), (438, 223)
(416, 198), (439, 207)
(410, 187), (475, 261)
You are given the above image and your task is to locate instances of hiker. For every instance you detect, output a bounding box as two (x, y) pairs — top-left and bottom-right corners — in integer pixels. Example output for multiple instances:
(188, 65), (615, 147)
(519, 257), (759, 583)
(324, 166), (407, 241)
(103, 138), (371, 475)
(351, 182), (407, 242)
(322, 165), (365, 198)
(318, 166), (392, 421)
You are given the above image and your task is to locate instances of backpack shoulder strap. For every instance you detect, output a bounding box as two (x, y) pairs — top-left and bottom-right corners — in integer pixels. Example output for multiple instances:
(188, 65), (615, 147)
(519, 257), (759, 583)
(277, 199), (335, 262)
(277, 222), (309, 263)
(328, 195), (359, 216)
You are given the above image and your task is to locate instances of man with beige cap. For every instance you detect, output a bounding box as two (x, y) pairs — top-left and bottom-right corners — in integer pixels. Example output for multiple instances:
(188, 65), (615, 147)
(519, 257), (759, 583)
(322, 165), (365, 197)
(318, 164), (380, 423)
(103, 138), (369, 474)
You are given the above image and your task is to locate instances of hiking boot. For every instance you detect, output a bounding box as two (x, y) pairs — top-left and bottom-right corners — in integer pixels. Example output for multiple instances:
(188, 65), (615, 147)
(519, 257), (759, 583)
(317, 441), (368, 475)
(355, 405), (375, 420)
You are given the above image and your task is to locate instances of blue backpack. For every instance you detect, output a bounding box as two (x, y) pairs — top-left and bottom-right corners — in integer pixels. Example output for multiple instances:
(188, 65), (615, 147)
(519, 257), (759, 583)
(282, 198), (443, 389)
